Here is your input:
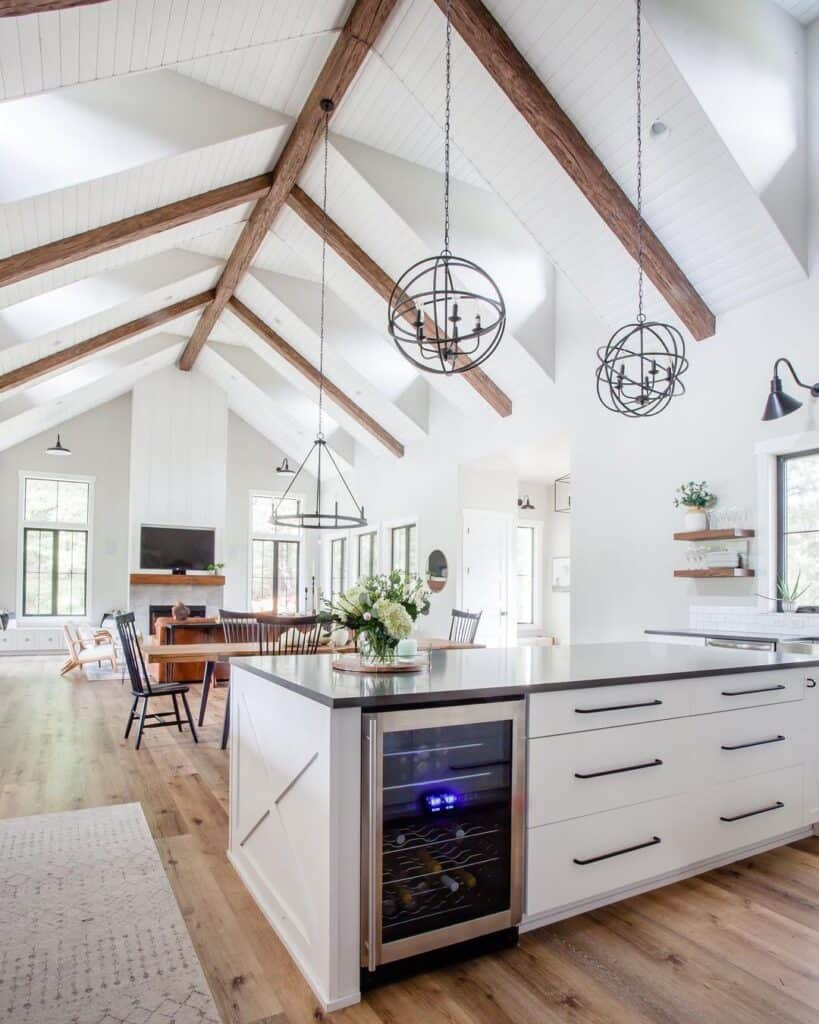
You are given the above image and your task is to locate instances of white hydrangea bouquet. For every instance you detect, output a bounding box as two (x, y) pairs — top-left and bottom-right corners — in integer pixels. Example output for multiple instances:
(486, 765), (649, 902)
(323, 570), (431, 664)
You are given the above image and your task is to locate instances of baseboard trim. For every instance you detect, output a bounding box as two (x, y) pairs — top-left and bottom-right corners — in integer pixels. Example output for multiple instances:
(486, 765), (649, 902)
(521, 827), (812, 932)
(227, 849), (361, 1013)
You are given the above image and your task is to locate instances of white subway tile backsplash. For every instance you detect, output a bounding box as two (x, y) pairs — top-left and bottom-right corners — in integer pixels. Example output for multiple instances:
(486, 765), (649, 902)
(689, 604), (819, 636)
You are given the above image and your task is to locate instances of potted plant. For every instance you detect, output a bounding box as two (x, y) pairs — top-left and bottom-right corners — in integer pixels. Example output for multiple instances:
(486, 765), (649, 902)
(324, 570), (431, 665)
(777, 573), (810, 612)
(206, 562), (225, 576)
(673, 481), (715, 531)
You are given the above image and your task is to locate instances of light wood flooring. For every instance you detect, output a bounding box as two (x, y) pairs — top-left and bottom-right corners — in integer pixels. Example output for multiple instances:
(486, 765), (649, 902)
(1, 655), (817, 1024)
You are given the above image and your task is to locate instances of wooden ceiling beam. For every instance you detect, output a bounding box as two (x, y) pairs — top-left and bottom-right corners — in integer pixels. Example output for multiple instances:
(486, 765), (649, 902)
(0, 290), (213, 395)
(227, 296), (404, 458)
(0, 1), (109, 15)
(178, 0), (400, 372)
(0, 173), (274, 289)
(436, 0), (716, 341)
(287, 185), (513, 418)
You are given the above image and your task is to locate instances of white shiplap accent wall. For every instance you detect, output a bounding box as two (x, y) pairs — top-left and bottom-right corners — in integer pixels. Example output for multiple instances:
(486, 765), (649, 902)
(128, 365), (228, 574)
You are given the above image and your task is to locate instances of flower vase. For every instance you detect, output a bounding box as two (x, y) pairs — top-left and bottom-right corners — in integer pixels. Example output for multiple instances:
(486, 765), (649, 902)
(683, 506), (707, 532)
(360, 632), (399, 666)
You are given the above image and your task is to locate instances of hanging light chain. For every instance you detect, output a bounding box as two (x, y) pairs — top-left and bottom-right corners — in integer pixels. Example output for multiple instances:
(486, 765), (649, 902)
(317, 102), (331, 438)
(635, 0), (645, 323)
(443, 0), (452, 254)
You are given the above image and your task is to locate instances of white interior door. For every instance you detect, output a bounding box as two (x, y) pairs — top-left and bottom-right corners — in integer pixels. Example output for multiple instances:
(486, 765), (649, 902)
(461, 509), (514, 647)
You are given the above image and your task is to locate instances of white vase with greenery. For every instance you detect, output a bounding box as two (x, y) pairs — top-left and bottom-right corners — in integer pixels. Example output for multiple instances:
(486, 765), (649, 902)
(674, 480), (715, 532)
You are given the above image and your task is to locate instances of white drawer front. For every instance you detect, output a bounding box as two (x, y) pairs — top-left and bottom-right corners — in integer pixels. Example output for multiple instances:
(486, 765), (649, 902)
(528, 702), (808, 827)
(692, 764), (805, 858)
(528, 719), (686, 826)
(527, 797), (680, 914)
(528, 680), (691, 738)
(693, 669), (805, 714)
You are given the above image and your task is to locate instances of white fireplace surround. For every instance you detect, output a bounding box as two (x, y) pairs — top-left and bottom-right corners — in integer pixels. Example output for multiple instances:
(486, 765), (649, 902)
(130, 583), (225, 635)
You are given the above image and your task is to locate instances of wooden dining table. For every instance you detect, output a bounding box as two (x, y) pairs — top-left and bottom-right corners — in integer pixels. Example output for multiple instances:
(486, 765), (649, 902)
(143, 638), (483, 748)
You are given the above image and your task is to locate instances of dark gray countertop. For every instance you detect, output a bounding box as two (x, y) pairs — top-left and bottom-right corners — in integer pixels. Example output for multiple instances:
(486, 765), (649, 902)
(231, 642), (819, 708)
(645, 627), (819, 644)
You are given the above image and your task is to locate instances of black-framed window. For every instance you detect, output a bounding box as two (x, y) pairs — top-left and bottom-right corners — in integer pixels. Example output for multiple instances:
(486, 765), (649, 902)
(331, 537), (347, 601)
(390, 524), (417, 574)
(250, 539), (300, 613)
(777, 448), (819, 607)
(516, 525), (535, 625)
(22, 475), (91, 617)
(356, 531), (377, 580)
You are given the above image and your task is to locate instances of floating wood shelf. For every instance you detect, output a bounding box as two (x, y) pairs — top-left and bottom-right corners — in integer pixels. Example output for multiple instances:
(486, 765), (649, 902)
(130, 573), (225, 587)
(674, 568), (755, 578)
(673, 529), (755, 541)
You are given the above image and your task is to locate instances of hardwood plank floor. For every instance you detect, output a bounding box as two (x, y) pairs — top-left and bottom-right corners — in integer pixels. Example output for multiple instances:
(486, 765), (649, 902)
(0, 655), (816, 1024)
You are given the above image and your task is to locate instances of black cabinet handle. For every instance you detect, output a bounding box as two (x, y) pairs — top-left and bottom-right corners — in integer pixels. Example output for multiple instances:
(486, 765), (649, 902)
(720, 684), (786, 696)
(575, 758), (663, 779)
(721, 735), (785, 751)
(807, 678), (816, 688)
(720, 801), (784, 823)
(575, 699), (663, 714)
(573, 835), (661, 866)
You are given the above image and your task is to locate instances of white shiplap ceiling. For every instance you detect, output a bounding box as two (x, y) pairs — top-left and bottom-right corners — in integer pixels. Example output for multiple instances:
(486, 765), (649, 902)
(769, 0), (819, 24)
(0, 0), (809, 463)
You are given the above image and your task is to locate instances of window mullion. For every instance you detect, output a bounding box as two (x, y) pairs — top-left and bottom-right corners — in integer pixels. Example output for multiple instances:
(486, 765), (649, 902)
(51, 530), (59, 616)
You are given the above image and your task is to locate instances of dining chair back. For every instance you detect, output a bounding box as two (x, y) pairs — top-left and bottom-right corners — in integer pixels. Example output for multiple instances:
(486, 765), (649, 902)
(219, 610), (261, 644)
(257, 614), (323, 655)
(449, 608), (482, 644)
(115, 612), (198, 749)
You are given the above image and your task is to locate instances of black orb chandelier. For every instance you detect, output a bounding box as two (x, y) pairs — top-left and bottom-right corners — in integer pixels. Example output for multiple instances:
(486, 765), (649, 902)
(595, 0), (688, 418)
(272, 100), (367, 531)
(387, 0), (505, 375)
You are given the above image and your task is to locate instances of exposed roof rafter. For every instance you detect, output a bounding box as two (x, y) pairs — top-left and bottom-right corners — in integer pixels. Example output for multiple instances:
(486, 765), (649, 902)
(436, 0), (716, 341)
(287, 185), (513, 417)
(178, 0), (402, 372)
(227, 295), (404, 458)
(0, 0), (109, 14)
(0, 174), (274, 290)
(0, 290), (213, 395)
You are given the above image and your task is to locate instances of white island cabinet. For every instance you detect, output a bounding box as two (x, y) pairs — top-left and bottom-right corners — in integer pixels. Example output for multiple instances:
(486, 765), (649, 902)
(227, 645), (819, 1012)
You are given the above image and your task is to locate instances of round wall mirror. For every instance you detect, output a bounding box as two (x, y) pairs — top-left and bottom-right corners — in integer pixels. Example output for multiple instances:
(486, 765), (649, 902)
(426, 549), (448, 593)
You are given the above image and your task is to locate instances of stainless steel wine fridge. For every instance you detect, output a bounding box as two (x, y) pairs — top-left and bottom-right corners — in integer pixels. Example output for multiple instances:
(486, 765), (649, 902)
(361, 701), (526, 971)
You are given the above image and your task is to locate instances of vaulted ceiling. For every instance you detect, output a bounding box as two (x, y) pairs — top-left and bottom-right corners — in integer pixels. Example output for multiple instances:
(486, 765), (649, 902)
(0, 0), (809, 466)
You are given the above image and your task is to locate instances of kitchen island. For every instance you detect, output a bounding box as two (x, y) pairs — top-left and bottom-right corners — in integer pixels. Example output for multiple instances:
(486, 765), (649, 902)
(228, 642), (819, 1011)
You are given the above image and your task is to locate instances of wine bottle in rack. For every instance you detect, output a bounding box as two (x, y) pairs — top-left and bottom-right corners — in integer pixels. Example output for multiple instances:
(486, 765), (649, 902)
(455, 869), (476, 889)
(440, 873), (460, 893)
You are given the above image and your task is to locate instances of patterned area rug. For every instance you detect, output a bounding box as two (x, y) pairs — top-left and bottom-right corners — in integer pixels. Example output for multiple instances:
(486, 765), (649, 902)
(0, 803), (221, 1024)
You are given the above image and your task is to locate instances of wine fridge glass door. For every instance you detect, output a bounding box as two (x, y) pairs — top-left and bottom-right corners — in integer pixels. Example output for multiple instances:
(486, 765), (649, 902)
(362, 701), (525, 970)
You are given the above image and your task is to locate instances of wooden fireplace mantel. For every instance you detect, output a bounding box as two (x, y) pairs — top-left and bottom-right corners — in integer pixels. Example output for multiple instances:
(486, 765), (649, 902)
(129, 573), (226, 587)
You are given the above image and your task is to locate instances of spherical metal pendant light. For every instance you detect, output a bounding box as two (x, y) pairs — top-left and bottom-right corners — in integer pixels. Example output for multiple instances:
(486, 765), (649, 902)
(272, 99), (366, 532)
(388, 0), (505, 375)
(595, 0), (688, 418)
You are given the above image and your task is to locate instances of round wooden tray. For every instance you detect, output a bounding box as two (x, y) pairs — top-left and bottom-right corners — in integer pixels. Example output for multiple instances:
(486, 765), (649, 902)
(332, 654), (426, 674)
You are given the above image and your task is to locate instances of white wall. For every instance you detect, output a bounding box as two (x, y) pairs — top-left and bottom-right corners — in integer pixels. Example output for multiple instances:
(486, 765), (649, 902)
(223, 412), (319, 613)
(0, 395), (131, 622)
(128, 366), (228, 570)
(647, 0), (808, 265)
(563, 271), (819, 643)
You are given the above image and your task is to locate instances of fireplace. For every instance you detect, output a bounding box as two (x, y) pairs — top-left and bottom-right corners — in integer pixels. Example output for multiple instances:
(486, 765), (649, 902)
(149, 604), (206, 632)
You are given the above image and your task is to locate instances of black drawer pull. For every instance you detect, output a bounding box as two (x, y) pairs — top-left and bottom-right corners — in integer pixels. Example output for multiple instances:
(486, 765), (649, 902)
(573, 835), (661, 866)
(575, 758), (663, 779)
(720, 684), (786, 696)
(720, 801), (784, 823)
(721, 735), (785, 751)
(575, 699), (663, 714)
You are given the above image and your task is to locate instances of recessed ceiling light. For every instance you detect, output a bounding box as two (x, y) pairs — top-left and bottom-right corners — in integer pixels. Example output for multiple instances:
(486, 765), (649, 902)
(650, 120), (669, 138)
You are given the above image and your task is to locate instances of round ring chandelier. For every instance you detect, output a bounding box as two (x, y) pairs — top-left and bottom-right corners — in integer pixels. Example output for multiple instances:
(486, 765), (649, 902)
(388, 0), (505, 375)
(595, 0), (688, 418)
(596, 319), (688, 418)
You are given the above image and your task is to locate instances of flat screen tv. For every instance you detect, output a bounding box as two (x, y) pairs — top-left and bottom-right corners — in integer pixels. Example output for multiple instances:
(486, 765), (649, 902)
(140, 526), (215, 572)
